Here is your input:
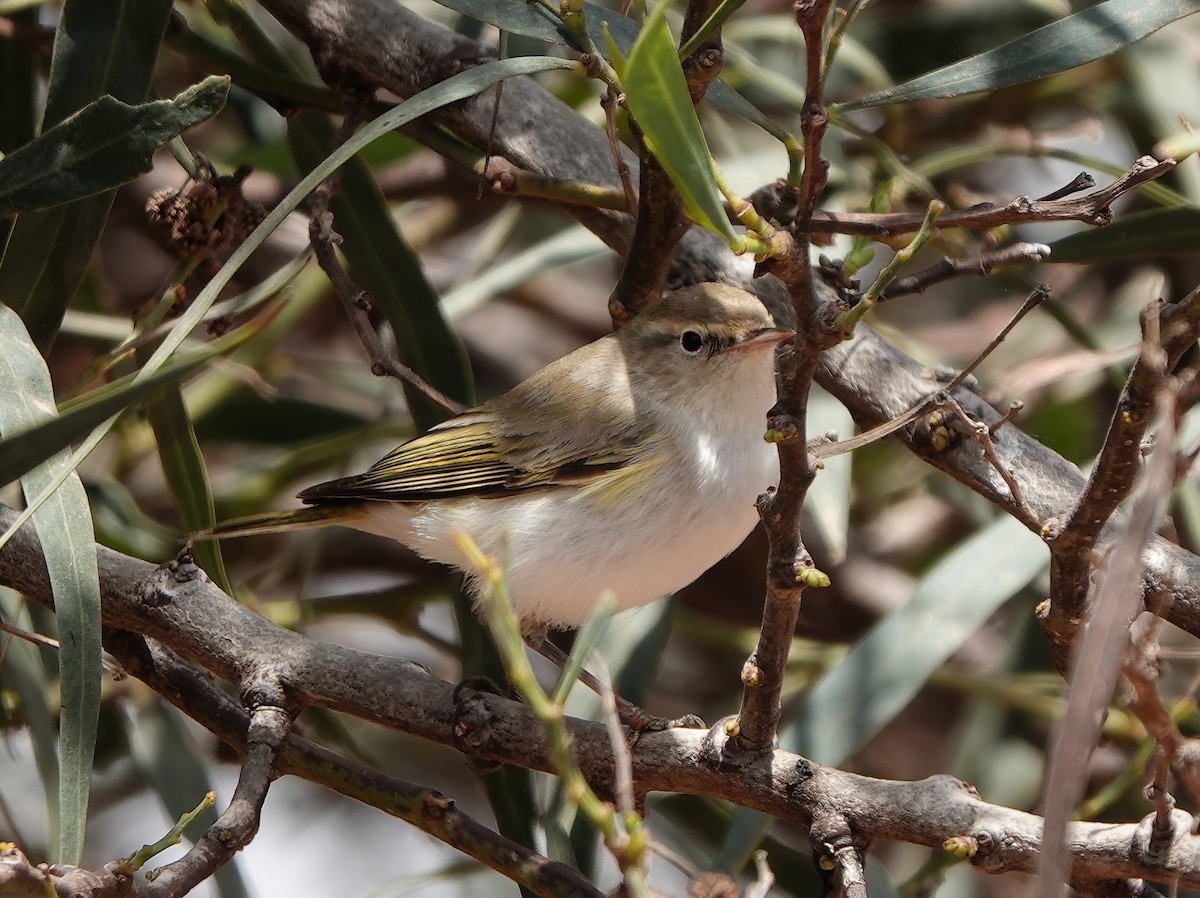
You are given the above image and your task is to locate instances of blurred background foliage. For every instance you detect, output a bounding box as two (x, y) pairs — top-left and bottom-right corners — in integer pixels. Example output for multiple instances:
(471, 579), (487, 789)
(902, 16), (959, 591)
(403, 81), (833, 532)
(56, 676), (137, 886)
(2, 1), (1200, 897)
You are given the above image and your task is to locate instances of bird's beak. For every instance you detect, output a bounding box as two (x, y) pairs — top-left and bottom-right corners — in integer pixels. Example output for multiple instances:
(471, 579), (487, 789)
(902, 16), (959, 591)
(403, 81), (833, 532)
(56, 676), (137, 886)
(724, 326), (795, 352)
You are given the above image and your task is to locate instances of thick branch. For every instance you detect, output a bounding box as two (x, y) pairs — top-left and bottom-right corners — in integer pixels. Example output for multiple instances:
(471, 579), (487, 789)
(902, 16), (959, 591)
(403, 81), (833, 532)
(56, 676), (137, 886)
(3, 509), (1200, 888)
(1045, 290), (1200, 662)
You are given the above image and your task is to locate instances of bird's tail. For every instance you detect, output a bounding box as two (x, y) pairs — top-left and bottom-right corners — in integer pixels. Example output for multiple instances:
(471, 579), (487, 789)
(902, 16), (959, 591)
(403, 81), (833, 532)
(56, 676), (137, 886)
(196, 504), (365, 540)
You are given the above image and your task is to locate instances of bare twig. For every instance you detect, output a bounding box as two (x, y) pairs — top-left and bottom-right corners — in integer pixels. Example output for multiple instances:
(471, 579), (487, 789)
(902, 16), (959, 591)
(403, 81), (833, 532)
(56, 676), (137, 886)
(1045, 290), (1200, 665)
(731, 0), (841, 753)
(307, 94), (466, 417)
(600, 88), (638, 216)
(880, 242), (1052, 302)
(1038, 378), (1179, 898)
(804, 156), (1176, 237)
(941, 394), (1035, 519)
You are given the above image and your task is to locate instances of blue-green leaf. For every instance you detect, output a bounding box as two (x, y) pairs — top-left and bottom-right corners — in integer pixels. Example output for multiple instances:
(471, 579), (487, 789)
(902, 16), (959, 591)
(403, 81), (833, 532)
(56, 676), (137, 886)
(837, 0), (1200, 111)
(786, 515), (1047, 763)
(0, 0), (174, 353)
(0, 303), (102, 865)
(1047, 207), (1200, 262)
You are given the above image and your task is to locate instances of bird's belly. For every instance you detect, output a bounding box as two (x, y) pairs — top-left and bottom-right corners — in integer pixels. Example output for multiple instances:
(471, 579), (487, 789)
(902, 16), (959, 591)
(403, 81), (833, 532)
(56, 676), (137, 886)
(357, 439), (778, 629)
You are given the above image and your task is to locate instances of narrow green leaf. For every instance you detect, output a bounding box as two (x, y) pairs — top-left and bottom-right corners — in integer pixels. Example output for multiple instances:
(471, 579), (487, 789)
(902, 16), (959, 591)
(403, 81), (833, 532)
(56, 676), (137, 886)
(0, 588), (60, 851)
(0, 303), (102, 865)
(0, 0), (174, 352)
(804, 386), (853, 562)
(142, 383), (232, 594)
(623, 7), (738, 244)
(0, 4), (37, 251)
(1047, 207), (1200, 262)
(786, 515), (1047, 764)
(837, 0), (1200, 111)
(551, 594), (616, 707)
(0, 77), (231, 215)
(0, 322), (257, 488)
(432, 0), (778, 148)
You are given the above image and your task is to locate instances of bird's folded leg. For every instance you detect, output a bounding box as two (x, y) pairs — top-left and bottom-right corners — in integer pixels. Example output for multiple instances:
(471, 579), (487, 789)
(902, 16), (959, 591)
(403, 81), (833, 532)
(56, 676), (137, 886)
(525, 635), (705, 734)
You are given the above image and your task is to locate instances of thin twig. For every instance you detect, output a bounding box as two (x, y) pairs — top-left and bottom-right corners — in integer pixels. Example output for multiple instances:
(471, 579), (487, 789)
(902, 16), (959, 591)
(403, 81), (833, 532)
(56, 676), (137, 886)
(803, 156), (1176, 237)
(880, 242), (1052, 302)
(813, 284), (1048, 462)
(307, 93), (465, 416)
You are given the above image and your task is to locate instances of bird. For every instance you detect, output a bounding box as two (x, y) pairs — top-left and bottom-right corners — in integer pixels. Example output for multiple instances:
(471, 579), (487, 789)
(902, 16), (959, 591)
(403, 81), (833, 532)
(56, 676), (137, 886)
(204, 282), (790, 640)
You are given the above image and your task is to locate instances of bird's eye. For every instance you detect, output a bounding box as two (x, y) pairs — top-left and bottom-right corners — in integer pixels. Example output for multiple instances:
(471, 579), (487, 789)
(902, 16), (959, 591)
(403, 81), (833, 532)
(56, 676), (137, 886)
(680, 330), (704, 353)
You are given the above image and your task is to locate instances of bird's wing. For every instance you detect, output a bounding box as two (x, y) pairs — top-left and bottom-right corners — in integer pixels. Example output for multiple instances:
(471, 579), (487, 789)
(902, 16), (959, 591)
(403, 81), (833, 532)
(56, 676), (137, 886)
(298, 407), (659, 504)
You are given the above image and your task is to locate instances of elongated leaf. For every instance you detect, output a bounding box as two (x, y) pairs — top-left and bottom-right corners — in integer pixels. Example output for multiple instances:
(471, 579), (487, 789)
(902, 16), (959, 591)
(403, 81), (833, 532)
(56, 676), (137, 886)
(1047, 207), (1200, 262)
(787, 515), (1047, 763)
(0, 303), (102, 865)
(804, 386), (854, 562)
(551, 594), (616, 706)
(0, 77), (230, 214)
(0, 343), (219, 487)
(0, 588), (60, 851)
(0, 0), (174, 352)
(142, 383), (232, 594)
(624, 8), (738, 243)
(838, 0), (1200, 111)
(432, 0), (778, 144)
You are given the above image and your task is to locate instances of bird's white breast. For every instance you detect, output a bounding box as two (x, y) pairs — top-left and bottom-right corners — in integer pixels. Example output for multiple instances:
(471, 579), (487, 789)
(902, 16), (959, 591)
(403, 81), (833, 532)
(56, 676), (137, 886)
(354, 360), (780, 629)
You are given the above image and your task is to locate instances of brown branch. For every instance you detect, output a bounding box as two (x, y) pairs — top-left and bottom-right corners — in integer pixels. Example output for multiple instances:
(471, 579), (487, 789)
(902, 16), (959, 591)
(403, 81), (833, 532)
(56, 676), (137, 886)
(306, 94), (466, 417)
(609, 0), (730, 322)
(1038, 379), (1179, 898)
(3, 508), (1200, 890)
(803, 156), (1175, 237)
(607, 146), (688, 322)
(139, 701), (289, 897)
(111, 632), (604, 898)
(1124, 640), (1200, 807)
(1045, 290), (1200, 666)
(730, 0), (840, 753)
(879, 242), (1052, 302)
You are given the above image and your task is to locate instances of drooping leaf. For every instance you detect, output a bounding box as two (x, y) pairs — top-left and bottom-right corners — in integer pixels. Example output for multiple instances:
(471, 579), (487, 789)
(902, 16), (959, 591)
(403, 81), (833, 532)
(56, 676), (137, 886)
(1047, 207), (1200, 262)
(0, 0), (174, 353)
(0, 303), (102, 865)
(837, 0), (1200, 111)
(804, 386), (854, 562)
(786, 515), (1047, 763)
(0, 588), (60, 853)
(623, 7), (738, 244)
(0, 77), (230, 215)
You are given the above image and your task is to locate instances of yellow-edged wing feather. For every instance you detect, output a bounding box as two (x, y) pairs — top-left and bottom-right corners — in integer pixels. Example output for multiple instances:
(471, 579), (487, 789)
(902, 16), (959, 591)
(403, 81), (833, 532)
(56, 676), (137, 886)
(299, 336), (660, 505)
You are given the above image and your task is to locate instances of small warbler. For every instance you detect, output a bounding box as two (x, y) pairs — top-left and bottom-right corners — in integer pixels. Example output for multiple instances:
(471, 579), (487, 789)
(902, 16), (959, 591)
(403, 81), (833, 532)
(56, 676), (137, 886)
(207, 282), (791, 633)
